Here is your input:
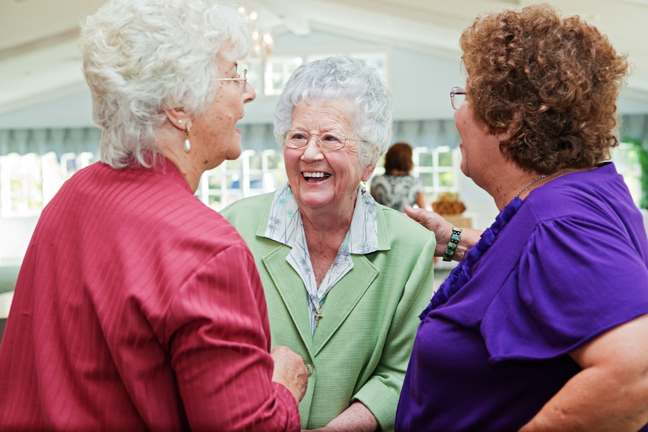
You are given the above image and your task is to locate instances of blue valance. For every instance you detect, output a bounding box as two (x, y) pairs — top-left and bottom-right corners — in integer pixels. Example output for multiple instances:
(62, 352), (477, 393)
(6, 115), (641, 157)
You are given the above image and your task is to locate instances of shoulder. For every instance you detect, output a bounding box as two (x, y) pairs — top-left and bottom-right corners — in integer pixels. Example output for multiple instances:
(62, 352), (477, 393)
(220, 193), (274, 243)
(525, 163), (633, 222)
(407, 175), (422, 186)
(376, 203), (434, 248)
(370, 175), (388, 186)
(220, 193), (273, 223)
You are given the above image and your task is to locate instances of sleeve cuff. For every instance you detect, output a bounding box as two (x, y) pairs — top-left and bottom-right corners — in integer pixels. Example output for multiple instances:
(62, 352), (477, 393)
(271, 382), (302, 432)
(353, 378), (399, 432)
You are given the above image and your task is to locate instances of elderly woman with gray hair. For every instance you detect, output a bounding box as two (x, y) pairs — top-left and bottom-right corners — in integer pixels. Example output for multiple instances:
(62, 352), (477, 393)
(222, 56), (435, 431)
(0, 0), (308, 430)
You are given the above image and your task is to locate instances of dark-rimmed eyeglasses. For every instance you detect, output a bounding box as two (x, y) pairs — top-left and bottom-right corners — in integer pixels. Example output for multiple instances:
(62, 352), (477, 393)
(450, 87), (466, 110)
(218, 69), (247, 94)
(282, 130), (366, 151)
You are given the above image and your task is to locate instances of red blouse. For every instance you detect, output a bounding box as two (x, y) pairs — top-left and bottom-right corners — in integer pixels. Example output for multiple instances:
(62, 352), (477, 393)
(0, 158), (300, 431)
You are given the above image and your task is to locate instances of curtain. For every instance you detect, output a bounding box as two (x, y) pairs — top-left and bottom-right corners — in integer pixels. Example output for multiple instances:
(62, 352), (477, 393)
(2, 114), (645, 157)
(0, 119), (462, 157)
(0, 128), (101, 157)
(392, 119), (460, 149)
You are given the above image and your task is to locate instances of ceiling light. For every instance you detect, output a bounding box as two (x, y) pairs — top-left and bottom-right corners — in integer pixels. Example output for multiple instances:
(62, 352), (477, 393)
(238, 8), (274, 58)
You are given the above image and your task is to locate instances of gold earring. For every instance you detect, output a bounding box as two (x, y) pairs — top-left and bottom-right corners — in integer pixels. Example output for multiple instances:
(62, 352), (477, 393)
(361, 181), (367, 195)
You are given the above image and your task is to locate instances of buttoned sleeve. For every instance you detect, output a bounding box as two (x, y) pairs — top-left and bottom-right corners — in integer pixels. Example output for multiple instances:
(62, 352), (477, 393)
(165, 242), (301, 432)
(353, 231), (436, 431)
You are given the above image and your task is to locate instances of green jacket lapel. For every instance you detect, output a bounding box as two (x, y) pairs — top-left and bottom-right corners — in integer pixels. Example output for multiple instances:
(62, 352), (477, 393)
(261, 246), (315, 356)
(311, 255), (379, 356)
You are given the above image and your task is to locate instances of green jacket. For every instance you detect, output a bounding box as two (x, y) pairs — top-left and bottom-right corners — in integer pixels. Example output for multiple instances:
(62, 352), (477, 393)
(221, 193), (435, 431)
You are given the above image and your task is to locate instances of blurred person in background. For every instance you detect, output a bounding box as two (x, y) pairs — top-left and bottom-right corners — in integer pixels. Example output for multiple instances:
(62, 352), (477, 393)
(370, 142), (426, 212)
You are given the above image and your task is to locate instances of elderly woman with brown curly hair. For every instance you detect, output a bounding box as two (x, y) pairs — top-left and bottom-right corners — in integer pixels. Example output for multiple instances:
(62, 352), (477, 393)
(397, 4), (648, 431)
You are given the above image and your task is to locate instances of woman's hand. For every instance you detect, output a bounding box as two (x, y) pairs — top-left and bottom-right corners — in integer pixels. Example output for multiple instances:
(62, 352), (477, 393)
(404, 205), (483, 261)
(519, 313), (648, 431)
(270, 345), (308, 403)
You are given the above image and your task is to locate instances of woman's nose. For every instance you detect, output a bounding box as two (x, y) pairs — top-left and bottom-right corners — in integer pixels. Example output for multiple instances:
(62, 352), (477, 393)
(301, 137), (324, 161)
(243, 83), (256, 103)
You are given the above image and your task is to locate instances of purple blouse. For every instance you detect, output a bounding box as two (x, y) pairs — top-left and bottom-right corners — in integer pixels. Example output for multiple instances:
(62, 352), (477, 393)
(396, 163), (648, 431)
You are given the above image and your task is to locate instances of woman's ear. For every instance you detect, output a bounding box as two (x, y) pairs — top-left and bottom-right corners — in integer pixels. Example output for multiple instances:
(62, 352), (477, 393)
(495, 128), (514, 143)
(163, 108), (191, 131)
(496, 111), (522, 142)
(362, 164), (376, 182)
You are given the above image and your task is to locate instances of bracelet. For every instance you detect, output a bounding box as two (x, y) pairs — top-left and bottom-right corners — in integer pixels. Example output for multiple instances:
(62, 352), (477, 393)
(442, 226), (462, 262)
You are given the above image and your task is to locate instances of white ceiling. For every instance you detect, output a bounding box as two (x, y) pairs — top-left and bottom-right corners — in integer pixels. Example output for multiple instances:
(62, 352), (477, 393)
(2, 0), (648, 119)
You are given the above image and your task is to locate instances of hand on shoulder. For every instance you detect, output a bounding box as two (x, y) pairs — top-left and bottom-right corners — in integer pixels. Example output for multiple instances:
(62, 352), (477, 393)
(403, 205), (483, 261)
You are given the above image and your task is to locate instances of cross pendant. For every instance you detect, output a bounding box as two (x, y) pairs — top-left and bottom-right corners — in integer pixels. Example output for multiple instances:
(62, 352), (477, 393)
(314, 312), (323, 327)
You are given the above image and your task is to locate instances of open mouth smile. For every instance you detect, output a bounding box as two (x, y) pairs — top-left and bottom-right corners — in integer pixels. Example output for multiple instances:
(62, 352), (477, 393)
(302, 171), (332, 182)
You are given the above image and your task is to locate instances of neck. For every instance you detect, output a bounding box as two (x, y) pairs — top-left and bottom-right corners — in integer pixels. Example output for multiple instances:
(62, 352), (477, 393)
(300, 197), (356, 288)
(387, 169), (408, 176)
(480, 163), (545, 211)
(157, 125), (203, 193)
(490, 166), (590, 210)
(300, 194), (357, 244)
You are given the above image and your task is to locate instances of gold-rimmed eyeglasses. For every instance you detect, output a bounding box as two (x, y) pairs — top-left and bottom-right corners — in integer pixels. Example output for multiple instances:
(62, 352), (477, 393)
(282, 130), (366, 151)
(450, 87), (466, 110)
(217, 69), (248, 94)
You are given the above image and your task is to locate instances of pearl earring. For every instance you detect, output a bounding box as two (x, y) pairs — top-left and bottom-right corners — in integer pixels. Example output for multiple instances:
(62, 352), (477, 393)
(183, 124), (191, 152)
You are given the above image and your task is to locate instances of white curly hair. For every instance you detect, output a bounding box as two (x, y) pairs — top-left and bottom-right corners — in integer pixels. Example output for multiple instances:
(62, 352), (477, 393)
(79, 0), (251, 168)
(274, 56), (393, 167)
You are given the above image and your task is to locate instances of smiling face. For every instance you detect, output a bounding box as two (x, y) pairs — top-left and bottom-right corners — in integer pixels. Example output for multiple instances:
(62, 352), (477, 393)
(190, 59), (256, 170)
(284, 99), (375, 218)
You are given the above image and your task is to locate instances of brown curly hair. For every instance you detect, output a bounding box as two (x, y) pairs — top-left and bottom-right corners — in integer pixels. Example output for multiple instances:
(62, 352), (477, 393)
(384, 142), (414, 173)
(460, 4), (629, 173)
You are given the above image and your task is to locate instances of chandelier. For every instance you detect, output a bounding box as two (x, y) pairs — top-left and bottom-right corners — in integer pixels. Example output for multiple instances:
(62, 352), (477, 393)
(238, 6), (274, 57)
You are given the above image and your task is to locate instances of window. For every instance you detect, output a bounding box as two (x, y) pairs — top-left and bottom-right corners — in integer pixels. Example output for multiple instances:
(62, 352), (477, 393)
(369, 146), (462, 208)
(0, 150), (287, 217)
(196, 149), (287, 210)
(412, 146), (461, 203)
(0, 152), (97, 217)
(0, 153), (42, 217)
(264, 56), (303, 96)
(252, 50), (389, 97)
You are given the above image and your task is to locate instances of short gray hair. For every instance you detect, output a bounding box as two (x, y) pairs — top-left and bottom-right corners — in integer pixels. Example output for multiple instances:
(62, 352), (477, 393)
(274, 56), (392, 167)
(79, 0), (251, 168)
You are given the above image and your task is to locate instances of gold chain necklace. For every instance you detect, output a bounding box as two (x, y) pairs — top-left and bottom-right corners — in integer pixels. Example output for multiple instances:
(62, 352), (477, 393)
(313, 242), (344, 327)
(516, 174), (546, 198)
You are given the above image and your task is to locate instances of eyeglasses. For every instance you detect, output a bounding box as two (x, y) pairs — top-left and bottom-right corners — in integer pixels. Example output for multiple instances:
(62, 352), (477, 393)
(217, 69), (247, 94)
(450, 87), (466, 110)
(282, 130), (366, 151)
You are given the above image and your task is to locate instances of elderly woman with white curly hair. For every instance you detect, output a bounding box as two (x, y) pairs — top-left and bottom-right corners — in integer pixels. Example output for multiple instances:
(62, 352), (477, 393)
(222, 56), (435, 432)
(0, 0), (308, 430)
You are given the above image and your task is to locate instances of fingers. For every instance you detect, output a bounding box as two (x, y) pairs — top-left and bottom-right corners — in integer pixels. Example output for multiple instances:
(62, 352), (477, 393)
(404, 205), (444, 231)
(271, 346), (308, 402)
(404, 205), (427, 224)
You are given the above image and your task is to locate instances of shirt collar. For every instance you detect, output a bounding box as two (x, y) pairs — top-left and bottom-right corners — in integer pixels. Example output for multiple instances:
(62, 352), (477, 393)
(264, 182), (379, 254)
